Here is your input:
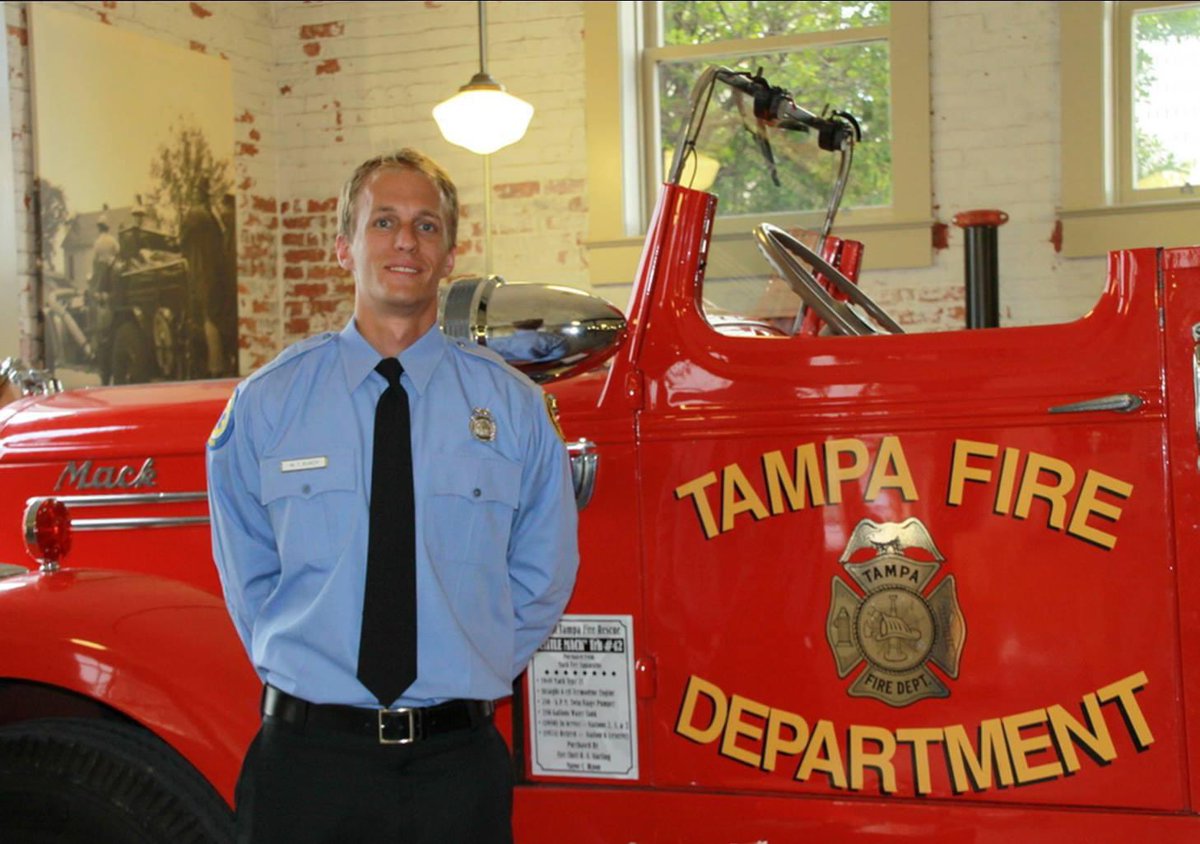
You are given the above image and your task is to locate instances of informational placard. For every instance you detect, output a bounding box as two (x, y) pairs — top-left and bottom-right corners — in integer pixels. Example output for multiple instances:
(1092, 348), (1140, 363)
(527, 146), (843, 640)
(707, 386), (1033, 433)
(527, 614), (638, 780)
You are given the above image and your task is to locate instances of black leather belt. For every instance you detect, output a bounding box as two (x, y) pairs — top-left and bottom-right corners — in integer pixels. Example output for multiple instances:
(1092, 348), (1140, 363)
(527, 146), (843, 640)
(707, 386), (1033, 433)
(262, 684), (495, 745)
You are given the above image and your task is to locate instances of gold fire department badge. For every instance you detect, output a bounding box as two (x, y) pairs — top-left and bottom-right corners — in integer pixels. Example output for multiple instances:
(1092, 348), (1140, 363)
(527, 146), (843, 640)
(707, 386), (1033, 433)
(826, 518), (966, 707)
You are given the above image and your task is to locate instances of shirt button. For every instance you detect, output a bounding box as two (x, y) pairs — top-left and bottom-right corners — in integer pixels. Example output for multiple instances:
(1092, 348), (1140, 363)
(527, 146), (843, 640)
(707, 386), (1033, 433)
(302, 484), (312, 495)
(472, 488), (482, 498)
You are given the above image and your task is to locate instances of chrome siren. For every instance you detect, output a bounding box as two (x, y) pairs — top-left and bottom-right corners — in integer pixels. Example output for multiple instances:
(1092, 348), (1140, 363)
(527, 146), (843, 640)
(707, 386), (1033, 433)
(440, 276), (626, 383)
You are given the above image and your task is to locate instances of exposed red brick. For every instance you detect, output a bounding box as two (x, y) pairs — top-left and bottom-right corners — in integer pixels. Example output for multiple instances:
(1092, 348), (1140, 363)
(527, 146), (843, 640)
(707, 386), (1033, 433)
(190, 40), (207, 53)
(300, 22), (345, 39)
(1050, 219), (1063, 253)
(308, 264), (348, 280)
(283, 216), (312, 230)
(494, 181), (539, 200)
(307, 198), (338, 213)
(311, 298), (343, 315)
(97, 12), (111, 24)
(285, 248), (326, 263)
(236, 110), (255, 124)
(7, 26), (27, 47)
(292, 283), (329, 299)
(931, 222), (949, 250)
(335, 135), (343, 143)
(249, 129), (261, 141)
(190, 2), (213, 19)
(253, 300), (271, 314)
(282, 233), (306, 246)
(567, 196), (585, 212)
(238, 142), (259, 157)
(285, 317), (310, 336)
(280, 85), (293, 96)
(303, 42), (321, 57)
(316, 59), (341, 76)
(238, 177), (253, 190)
(102, 1), (116, 7)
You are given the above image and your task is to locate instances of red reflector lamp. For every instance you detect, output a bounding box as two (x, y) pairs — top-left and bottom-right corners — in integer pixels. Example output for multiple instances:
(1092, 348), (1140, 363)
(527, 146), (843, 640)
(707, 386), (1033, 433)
(23, 498), (72, 572)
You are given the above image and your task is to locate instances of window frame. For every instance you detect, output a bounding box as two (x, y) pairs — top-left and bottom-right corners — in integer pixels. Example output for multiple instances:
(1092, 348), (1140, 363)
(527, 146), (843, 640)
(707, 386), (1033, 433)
(1060, 1), (1200, 258)
(583, 0), (932, 285)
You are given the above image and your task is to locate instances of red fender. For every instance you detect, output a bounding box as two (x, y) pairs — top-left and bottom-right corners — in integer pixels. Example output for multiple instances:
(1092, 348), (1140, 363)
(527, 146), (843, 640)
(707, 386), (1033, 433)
(0, 567), (260, 804)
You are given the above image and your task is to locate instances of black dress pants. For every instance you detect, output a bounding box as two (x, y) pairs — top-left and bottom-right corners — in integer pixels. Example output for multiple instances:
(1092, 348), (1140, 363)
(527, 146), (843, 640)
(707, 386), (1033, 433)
(234, 715), (514, 843)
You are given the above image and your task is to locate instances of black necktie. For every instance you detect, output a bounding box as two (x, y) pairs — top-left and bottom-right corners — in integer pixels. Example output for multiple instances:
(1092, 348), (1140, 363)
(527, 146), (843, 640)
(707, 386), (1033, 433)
(357, 358), (417, 706)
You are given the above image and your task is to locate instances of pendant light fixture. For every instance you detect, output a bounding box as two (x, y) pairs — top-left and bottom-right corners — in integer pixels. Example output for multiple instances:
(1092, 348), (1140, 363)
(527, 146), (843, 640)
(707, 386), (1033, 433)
(433, 1), (534, 156)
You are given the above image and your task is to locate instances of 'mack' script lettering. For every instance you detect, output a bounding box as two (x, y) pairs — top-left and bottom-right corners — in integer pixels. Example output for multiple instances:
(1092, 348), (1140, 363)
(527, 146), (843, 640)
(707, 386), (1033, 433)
(674, 437), (1133, 549)
(55, 458), (158, 491)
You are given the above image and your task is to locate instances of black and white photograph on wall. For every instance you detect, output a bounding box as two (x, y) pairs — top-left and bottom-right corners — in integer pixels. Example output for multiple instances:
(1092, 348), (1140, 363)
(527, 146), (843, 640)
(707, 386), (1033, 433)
(30, 5), (236, 387)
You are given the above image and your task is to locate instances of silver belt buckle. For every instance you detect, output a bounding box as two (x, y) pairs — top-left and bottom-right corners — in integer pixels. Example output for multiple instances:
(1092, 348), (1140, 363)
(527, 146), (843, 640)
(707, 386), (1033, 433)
(377, 707), (417, 745)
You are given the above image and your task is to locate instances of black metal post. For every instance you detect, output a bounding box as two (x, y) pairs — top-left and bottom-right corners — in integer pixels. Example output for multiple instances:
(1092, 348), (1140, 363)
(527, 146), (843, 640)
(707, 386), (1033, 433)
(953, 209), (1008, 329)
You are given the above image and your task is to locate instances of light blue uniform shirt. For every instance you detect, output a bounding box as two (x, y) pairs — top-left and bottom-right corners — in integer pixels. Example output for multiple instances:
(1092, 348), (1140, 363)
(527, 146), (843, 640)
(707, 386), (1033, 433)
(206, 320), (579, 708)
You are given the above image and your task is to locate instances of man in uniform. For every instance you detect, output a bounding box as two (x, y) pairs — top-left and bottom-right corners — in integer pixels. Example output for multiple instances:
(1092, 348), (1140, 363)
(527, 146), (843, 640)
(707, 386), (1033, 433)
(206, 148), (579, 843)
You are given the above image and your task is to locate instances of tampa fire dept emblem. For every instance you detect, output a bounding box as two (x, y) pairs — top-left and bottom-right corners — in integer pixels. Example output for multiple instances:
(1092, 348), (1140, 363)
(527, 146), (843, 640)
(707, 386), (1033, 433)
(826, 518), (966, 707)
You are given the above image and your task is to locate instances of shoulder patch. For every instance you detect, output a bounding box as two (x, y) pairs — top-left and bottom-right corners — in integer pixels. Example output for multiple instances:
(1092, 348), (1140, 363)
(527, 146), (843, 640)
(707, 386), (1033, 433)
(207, 392), (236, 450)
(544, 391), (566, 442)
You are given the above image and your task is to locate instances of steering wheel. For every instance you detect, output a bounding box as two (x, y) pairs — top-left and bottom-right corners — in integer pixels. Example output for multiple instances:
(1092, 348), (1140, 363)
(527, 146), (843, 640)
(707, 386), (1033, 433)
(753, 223), (903, 336)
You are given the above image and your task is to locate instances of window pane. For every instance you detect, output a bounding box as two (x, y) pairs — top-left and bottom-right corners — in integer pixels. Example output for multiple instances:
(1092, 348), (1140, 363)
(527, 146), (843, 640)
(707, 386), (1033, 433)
(662, 1), (889, 45)
(1133, 4), (1200, 190)
(658, 43), (892, 215)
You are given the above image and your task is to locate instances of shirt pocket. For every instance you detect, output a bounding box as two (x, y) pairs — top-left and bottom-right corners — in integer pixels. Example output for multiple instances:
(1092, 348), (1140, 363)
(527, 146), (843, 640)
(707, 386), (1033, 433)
(426, 454), (521, 565)
(259, 448), (357, 565)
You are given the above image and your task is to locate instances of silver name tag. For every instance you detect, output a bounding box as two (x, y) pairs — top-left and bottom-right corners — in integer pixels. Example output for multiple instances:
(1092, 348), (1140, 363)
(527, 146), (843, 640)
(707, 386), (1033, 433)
(280, 456), (328, 473)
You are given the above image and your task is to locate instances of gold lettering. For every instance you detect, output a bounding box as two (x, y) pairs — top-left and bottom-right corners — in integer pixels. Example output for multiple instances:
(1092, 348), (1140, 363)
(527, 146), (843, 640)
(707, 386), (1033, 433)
(674, 473), (720, 540)
(1047, 694), (1117, 773)
(721, 463), (769, 532)
(1097, 671), (1154, 749)
(763, 707), (810, 773)
(947, 439), (998, 506)
(675, 675), (728, 744)
(994, 446), (1022, 515)
(896, 727), (943, 796)
(825, 439), (869, 505)
(848, 724), (898, 793)
(762, 444), (826, 514)
(720, 694), (769, 768)
(944, 720), (1014, 793)
(1014, 452), (1076, 530)
(1002, 708), (1063, 784)
(865, 436), (918, 501)
(1067, 470), (1133, 550)
(795, 719), (847, 789)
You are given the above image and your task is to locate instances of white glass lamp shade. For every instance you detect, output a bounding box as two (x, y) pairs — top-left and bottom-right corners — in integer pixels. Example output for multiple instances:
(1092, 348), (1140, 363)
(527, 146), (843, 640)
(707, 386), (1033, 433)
(433, 77), (534, 156)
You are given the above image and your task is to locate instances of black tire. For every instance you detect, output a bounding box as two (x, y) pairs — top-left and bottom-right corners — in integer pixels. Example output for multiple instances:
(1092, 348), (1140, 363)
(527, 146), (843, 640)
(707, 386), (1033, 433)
(0, 717), (234, 844)
(111, 320), (153, 384)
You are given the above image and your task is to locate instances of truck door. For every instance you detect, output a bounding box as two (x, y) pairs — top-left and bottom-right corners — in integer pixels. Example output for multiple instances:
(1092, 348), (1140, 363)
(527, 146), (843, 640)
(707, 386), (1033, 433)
(634, 228), (1186, 814)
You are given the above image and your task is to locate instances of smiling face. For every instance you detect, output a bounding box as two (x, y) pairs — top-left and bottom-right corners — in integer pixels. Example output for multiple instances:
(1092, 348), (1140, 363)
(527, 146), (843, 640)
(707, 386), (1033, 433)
(336, 166), (457, 336)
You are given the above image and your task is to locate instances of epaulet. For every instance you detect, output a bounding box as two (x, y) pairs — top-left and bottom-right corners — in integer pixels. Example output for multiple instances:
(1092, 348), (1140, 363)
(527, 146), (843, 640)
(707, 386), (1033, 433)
(451, 336), (510, 366)
(244, 332), (337, 387)
(450, 336), (538, 385)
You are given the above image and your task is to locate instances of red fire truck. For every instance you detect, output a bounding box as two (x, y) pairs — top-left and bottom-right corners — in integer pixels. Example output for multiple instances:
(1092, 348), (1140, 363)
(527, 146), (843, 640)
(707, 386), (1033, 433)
(2, 67), (1199, 841)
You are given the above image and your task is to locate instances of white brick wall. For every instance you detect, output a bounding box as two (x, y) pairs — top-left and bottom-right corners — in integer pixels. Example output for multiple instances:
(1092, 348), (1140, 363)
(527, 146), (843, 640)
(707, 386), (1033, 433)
(1, 1), (1136, 369)
(5, 0), (281, 371)
(868, 1), (1107, 332)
